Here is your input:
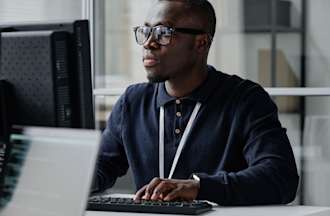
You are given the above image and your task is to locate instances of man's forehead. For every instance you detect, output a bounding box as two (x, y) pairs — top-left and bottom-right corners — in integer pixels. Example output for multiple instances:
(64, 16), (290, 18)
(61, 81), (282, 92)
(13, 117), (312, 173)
(144, 1), (189, 27)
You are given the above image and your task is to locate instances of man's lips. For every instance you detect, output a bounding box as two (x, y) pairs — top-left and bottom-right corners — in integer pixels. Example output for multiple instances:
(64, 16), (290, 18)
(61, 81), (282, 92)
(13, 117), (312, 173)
(143, 56), (159, 67)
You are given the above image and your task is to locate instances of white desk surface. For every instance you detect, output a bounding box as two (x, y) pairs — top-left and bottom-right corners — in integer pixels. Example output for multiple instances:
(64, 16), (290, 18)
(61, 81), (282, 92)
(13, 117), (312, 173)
(86, 205), (330, 216)
(85, 194), (330, 216)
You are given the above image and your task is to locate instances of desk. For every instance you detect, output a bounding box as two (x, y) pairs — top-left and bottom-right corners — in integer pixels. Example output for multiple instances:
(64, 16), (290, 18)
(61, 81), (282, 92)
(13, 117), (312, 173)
(86, 205), (330, 216)
(85, 194), (330, 216)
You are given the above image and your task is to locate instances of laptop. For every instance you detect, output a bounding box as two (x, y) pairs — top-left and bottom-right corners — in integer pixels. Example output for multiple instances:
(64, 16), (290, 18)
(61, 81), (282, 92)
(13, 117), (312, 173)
(0, 126), (101, 216)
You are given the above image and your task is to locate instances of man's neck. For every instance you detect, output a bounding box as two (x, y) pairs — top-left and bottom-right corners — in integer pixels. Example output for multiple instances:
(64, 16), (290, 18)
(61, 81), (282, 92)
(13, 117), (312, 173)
(165, 65), (208, 98)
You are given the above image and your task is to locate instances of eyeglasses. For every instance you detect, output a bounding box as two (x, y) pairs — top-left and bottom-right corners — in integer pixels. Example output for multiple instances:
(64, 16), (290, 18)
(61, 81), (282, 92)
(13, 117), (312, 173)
(133, 25), (208, 46)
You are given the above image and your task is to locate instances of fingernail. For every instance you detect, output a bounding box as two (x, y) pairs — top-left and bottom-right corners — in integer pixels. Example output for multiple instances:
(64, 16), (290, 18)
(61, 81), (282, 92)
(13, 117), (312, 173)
(153, 193), (161, 200)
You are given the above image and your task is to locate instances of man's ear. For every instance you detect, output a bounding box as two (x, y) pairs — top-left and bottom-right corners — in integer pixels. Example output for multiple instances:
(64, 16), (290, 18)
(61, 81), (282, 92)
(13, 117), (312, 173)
(195, 34), (210, 53)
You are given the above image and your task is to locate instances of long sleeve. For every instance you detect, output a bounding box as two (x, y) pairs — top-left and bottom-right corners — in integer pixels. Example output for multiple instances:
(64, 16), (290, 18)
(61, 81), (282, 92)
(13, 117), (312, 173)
(195, 85), (299, 205)
(93, 93), (129, 193)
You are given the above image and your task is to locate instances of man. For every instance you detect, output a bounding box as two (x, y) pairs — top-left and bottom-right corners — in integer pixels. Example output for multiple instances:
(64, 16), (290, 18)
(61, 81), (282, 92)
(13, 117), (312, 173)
(94, 0), (299, 205)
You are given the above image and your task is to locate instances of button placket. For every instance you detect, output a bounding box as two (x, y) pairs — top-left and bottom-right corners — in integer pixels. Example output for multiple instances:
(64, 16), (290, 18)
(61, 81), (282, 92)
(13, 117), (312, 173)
(174, 100), (183, 140)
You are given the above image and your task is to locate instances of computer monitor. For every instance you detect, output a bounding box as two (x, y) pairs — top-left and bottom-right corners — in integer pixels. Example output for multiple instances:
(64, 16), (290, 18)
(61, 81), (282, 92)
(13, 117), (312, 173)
(0, 20), (94, 131)
(0, 20), (95, 184)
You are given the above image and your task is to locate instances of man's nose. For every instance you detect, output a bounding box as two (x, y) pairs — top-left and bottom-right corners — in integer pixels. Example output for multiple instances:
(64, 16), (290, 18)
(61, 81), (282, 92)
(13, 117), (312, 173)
(143, 32), (160, 50)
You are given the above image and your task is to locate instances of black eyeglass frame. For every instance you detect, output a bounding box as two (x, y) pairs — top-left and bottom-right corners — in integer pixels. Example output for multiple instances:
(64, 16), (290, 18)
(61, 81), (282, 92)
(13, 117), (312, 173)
(133, 25), (212, 46)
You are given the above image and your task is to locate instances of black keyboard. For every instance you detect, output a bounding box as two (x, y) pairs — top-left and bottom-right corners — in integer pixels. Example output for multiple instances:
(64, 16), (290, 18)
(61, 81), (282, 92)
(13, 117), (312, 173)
(87, 195), (213, 215)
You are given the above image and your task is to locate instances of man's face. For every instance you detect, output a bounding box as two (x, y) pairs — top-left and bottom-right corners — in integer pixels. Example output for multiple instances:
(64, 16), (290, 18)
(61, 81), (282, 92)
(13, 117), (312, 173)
(141, 1), (204, 82)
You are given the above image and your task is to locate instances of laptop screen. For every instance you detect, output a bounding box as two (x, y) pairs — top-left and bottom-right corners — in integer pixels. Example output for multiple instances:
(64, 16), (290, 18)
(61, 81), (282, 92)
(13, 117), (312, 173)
(0, 126), (100, 216)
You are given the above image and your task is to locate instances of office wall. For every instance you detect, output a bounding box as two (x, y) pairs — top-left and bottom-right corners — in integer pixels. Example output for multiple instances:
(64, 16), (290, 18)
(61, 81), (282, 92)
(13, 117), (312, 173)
(306, 0), (330, 114)
(0, 0), (83, 23)
(306, 1), (330, 88)
(304, 0), (330, 206)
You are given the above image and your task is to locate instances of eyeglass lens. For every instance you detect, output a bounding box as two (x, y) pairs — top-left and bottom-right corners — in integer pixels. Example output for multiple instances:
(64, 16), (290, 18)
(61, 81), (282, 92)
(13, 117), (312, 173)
(135, 26), (172, 45)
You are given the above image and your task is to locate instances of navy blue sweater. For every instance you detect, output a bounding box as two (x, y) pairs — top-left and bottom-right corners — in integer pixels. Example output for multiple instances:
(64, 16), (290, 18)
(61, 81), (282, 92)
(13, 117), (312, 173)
(95, 66), (299, 205)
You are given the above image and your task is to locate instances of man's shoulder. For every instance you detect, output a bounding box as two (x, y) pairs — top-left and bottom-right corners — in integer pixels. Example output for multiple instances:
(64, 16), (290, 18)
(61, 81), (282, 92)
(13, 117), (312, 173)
(123, 82), (157, 102)
(212, 68), (262, 95)
(218, 71), (272, 108)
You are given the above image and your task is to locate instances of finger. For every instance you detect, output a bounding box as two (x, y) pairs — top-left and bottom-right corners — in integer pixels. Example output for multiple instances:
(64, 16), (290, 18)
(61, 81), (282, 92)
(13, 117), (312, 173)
(144, 177), (162, 200)
(151, 181), (176, 200)
(163, 187), (182, 201)
(134, 184), (147, 200)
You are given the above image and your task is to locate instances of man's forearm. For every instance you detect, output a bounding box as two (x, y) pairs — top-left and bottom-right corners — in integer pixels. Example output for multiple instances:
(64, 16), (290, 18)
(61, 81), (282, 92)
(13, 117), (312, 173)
(195, 161), (299, 205)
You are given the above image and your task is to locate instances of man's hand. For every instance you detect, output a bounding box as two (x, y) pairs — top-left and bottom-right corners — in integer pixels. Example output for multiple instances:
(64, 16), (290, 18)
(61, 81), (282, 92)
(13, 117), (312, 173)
(134, 177), (200, 202)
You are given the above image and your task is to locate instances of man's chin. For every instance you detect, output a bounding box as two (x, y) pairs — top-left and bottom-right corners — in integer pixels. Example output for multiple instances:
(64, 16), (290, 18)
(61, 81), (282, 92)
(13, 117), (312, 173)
(146, 70), (168, 83)
(147, 75), (168, 83)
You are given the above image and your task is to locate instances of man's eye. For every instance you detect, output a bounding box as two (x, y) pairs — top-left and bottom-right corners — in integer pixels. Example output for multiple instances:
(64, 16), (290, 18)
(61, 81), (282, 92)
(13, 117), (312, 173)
(162, 31), (171, 36)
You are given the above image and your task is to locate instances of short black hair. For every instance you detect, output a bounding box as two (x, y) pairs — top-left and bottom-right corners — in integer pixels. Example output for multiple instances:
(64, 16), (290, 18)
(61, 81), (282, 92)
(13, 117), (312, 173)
(159, 0), (217, 38)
